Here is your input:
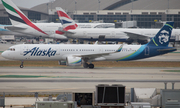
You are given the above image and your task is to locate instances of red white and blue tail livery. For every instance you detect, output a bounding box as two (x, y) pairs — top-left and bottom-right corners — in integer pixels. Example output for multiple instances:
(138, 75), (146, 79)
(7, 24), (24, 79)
(56, 7), (78, 31)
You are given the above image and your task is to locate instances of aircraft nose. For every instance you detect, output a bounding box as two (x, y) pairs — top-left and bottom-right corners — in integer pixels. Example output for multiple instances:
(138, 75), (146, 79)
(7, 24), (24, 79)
(1, 51), (8, 59)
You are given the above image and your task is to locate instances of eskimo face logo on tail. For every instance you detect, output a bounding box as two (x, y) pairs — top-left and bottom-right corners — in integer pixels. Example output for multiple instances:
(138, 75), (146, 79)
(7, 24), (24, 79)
(158, 30), (169, 44)
(23, 47), (57, 57)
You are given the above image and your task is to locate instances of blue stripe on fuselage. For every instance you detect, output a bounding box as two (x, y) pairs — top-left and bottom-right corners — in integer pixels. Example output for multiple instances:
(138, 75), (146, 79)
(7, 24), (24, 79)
(119, 45), (177, 61)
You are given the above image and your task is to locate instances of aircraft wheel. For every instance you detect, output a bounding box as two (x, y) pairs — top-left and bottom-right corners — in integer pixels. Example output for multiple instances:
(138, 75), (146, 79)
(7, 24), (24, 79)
(89, 64), (94, 69)
(20, 65), (23, 68)
(83, 63), (89, 68)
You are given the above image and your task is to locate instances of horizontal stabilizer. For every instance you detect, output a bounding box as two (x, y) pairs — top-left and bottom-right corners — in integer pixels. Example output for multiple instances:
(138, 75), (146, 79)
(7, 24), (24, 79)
(157, 48), (177, 52)
(58, 27), (75, 34)
(61, 30), (75, 34)
(5, 25), (27, 31)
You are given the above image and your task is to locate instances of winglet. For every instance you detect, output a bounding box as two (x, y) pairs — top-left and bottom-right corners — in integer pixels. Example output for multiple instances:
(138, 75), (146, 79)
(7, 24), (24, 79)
(116, 44), (124, 52)
(94, 41), (98, 44)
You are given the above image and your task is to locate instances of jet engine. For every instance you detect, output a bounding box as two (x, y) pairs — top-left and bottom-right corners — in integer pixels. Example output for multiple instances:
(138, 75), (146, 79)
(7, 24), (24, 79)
(58, 61), (66, 65)
(66, 56), (82, 66)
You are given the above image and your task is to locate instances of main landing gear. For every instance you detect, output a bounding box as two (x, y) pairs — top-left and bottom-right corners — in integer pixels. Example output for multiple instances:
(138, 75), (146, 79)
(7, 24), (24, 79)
(83, 63), (94, 69)
(20, 61), (24, 68)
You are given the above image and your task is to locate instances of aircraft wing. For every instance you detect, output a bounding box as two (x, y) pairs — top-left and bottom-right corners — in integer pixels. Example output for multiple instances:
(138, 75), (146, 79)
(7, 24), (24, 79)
(73, 44), (124, 60)
(124, 31), (150, 40)
(73, 52), (112, 60)
(5, 25), (27, 31)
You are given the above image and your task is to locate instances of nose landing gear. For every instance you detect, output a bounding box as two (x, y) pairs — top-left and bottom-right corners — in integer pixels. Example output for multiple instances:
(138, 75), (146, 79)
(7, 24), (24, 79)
(20, 61), (24, 68)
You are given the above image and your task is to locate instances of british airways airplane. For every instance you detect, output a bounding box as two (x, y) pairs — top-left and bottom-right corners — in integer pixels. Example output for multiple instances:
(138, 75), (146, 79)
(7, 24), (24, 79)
(56, 7), (180, 44)
(1, 22), (176, 69)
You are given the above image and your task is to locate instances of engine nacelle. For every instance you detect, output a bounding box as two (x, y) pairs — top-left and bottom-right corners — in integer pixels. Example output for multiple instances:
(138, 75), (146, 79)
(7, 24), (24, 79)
(66, 56), (82, 66)
(58, 61), (66, 65)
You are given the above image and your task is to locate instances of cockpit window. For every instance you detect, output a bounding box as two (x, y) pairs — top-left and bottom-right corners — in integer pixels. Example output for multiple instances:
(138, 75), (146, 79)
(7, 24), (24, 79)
(7, 48), (15, 51)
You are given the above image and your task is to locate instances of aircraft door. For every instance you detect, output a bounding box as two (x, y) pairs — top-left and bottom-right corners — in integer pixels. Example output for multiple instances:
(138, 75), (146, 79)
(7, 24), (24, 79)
(145, 46), (149, 56)
(56, 47), (60, 55)
(99, 47), (103, 53)
(20, 45), (30, 59)
(111, 31), (115, 38)
(83, 31), (87, 37)
(20, 46), (28, 55)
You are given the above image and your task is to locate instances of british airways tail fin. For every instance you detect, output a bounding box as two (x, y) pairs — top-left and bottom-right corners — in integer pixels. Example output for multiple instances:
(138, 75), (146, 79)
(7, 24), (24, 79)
(147, 22), (174, 47)
(1, 0), (32, 26)
(56, 7), (78, 31)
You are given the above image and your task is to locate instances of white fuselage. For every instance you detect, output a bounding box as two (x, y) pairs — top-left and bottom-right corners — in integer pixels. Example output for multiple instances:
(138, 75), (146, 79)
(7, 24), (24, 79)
(66, 28), (180, 41)
(2, 44), (142, 62)
(4, 23), (115, 39)
(8, 23), (67, 39)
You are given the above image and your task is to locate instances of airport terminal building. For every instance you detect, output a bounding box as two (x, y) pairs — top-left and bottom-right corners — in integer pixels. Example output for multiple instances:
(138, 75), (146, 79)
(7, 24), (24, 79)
(0, 0), (180, 28)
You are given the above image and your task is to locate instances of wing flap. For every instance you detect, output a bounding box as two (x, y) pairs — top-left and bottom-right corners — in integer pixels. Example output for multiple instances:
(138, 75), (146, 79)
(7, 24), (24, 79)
(124, 31), (149, 40)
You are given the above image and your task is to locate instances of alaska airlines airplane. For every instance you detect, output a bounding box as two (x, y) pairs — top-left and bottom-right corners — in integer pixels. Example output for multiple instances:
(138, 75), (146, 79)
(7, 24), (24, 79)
(1, 0), (114, 40)
(2, 22), (176, 69)
(56, 7), (180, 44)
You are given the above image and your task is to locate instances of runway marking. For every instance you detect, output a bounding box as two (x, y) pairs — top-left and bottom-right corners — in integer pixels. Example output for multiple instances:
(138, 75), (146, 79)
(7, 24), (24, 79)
(0, 75), (47, 78)
(162, 70), (180, 72)
(0, 75), (87, 78)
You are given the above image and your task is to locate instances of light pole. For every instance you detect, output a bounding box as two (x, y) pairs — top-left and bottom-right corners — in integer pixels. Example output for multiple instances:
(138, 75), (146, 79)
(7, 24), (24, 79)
(75, 0), (77, 14)
(131, 0), (134, 11)
(98, 0), (101, 11)
(49, 0), (55, 22)
(168, 0), (169, 10)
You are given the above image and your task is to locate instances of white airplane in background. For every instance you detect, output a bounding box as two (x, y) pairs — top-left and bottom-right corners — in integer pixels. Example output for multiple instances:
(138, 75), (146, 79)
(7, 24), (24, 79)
(56, 7), (180, 44)
(77, 23), (115, 28)
(0, 24), (25, 36)
(2, 22), (176, 69)
(1, 0), (68, 40)
(1, 0), (114, 41)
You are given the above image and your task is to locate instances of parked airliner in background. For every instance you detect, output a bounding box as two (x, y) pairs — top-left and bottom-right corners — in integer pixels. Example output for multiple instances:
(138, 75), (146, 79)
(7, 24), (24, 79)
(1, 0), (115, 41)
(2, 22), (176, 69)
(57, 7), (180, 44)
(0, 25), (25, 36)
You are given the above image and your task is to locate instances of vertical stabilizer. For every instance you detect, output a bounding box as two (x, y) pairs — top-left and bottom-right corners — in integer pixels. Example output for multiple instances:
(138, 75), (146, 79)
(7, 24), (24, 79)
(56, 7), (78, 31)
(1, 0), (48, 35)
(1, 0), (32, 25)
(147, 22), (174, 47)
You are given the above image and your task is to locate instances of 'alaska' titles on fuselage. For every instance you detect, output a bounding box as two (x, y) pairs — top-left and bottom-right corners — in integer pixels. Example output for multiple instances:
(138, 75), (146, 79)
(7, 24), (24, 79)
(23, 47), (57, 57)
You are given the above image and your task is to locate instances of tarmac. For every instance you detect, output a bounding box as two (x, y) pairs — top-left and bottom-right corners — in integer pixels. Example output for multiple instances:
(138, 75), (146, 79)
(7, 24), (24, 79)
(0, 67), (180, 93)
